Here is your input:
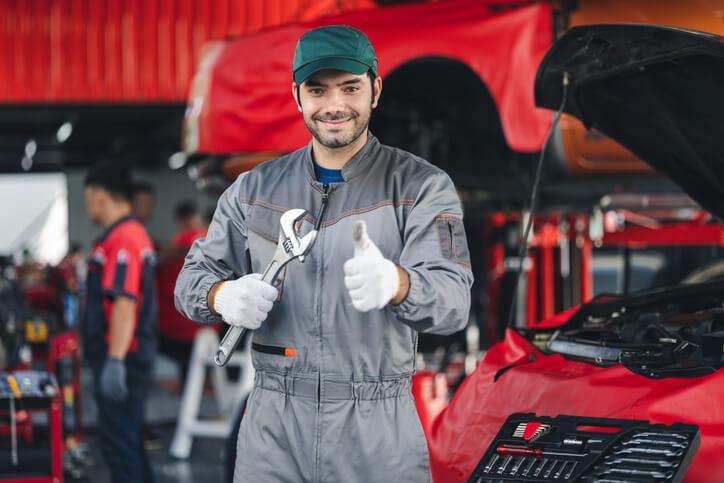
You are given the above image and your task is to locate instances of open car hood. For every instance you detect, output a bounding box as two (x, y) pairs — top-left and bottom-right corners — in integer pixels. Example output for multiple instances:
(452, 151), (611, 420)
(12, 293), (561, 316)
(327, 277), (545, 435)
(527, 279), (724, 378)
(535, 25), (724, 218)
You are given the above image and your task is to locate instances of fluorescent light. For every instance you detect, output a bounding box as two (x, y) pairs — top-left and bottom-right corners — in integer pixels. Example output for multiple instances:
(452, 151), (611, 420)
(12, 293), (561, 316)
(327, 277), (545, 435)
(56, 122), (73, 143)
(24, 139), (37, 157)
(168, 151), (187, 170)
(21, 156), (33, 171)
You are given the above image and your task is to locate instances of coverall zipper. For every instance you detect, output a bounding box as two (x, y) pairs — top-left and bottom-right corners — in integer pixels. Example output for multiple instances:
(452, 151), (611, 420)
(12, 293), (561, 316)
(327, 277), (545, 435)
(314, 184), (330, 482)
(314, 184), (330, 231)
(316, 185), (329, 403)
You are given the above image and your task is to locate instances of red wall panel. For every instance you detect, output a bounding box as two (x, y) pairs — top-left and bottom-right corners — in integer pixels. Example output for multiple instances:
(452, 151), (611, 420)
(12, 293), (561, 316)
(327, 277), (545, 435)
(0, 0), (375, 103)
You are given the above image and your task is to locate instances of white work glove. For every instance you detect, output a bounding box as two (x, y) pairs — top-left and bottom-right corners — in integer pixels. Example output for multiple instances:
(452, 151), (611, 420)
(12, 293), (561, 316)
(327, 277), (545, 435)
(343, 220), (400, 312)
(213, 274), (278, 329)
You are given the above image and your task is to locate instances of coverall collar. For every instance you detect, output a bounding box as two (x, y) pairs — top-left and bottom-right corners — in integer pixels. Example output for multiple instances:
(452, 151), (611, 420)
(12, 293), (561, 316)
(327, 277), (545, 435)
(304, 133), (380, 185)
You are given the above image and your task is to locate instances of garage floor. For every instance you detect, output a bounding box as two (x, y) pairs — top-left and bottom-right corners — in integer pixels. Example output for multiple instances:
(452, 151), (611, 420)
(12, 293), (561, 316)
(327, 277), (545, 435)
(81, 356), (231, 483)
(85, 423), (226, 483)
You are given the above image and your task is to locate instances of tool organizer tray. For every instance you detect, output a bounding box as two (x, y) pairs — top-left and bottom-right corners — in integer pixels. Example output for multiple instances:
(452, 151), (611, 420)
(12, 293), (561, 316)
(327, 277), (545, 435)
(468, 413), (700, 483)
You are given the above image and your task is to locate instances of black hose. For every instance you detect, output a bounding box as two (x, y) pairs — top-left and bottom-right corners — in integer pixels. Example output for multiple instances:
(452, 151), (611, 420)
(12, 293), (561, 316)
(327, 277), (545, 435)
(506, 72), (570, 329)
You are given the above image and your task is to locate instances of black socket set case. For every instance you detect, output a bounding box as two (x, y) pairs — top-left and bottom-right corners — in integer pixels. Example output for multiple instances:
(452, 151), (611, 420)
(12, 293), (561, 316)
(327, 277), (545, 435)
(468, 413), (700, 483)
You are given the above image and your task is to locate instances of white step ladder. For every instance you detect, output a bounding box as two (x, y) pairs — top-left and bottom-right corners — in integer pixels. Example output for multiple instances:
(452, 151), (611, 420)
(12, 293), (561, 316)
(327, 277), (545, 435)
(169, 328), (253, 459)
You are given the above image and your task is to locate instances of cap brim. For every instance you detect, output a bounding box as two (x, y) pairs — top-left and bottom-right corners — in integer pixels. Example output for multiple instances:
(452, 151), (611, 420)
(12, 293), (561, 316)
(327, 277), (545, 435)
(294, 57), (370, 84)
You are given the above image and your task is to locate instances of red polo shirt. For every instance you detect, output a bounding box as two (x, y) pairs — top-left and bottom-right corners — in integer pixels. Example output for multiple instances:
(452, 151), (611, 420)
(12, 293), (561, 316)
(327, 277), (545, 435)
(83, 215), (157, 365)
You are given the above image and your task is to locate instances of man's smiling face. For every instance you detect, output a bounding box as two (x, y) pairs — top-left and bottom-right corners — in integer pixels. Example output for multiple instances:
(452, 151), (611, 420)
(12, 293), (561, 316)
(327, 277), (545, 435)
(294, 69), (381, 149)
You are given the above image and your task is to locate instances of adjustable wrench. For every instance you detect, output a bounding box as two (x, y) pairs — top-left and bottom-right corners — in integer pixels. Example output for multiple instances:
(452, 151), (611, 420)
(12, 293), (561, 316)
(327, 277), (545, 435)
(214, 209), (317, 366)
(598, 467), (675, 480)
(603, 456), (676, 468)
(613, 446), (682, 458)
(631, 432), (688, 441)
(622, 438), (687, 449)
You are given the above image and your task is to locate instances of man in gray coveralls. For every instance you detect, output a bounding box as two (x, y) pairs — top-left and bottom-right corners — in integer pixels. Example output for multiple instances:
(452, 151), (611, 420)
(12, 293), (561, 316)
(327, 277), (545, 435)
(175, 25), (473, 483)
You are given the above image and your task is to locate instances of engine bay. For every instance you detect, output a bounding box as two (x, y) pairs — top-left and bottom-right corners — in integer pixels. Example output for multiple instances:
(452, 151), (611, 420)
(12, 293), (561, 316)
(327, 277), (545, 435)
(526, 281), (724, 378)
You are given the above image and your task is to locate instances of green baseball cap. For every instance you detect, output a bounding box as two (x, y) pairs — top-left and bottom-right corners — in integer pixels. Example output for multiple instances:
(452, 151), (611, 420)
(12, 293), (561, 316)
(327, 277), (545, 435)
(292, 25), (378, 85)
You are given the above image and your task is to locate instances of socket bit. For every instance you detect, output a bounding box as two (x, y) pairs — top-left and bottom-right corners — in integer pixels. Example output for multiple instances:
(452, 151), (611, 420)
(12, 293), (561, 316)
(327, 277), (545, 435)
(533, 458), (549, 477)
(554, 461), (568, 479)
(510, 457), (525, 476)
(521, 458), (537, 477)
(565, 461), (579, 480)
(563, 437), (584, 448)
(483, 454), (500, 473)
(497, 455), (513, 474)
(544, 460), (560, 479)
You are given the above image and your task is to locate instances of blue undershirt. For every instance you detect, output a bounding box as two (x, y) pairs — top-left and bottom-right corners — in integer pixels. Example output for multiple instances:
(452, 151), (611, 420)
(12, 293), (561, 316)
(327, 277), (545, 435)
(314, 162), (345, 183)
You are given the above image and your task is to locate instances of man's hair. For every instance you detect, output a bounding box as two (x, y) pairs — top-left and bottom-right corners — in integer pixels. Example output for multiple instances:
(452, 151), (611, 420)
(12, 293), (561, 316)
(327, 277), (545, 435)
(132, 181), (155, 197)
(174, 200), (198, 221)
(84, 160), (134, 202)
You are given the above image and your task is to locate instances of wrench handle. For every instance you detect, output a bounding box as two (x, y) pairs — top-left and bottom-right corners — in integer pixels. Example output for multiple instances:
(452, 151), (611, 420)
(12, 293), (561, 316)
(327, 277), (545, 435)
(214, 326), (248, 366)
(214, 258), (287, 366)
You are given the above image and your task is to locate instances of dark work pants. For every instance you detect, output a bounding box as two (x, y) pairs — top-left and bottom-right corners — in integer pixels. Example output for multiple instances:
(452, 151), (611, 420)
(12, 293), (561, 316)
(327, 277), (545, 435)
(92, 361), (154, 483)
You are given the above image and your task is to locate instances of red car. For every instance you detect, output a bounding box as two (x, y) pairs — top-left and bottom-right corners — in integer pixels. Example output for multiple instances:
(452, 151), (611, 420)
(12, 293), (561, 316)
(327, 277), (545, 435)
(428, 24), (724, 483)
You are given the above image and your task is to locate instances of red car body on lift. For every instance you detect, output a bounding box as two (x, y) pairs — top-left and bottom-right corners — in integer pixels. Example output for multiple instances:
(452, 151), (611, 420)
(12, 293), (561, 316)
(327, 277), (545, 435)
(183, 0), (553, 156)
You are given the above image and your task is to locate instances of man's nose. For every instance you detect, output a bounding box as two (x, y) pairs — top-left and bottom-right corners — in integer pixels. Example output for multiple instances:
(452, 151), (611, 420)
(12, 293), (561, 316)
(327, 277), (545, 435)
(323, 90), (346, 112)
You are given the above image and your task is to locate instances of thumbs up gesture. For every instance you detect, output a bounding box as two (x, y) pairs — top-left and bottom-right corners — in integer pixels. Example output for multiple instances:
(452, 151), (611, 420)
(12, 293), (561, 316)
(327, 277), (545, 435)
(343, 220), (402, 312)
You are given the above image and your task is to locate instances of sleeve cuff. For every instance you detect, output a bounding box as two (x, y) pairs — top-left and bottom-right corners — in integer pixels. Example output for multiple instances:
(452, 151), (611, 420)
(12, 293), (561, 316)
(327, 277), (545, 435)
(199, 277), (224, 324)
(390, 267), (422, 317)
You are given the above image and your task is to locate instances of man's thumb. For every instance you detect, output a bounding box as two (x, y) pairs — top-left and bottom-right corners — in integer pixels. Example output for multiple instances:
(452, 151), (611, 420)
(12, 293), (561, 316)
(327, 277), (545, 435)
(352, 220), (371, 255)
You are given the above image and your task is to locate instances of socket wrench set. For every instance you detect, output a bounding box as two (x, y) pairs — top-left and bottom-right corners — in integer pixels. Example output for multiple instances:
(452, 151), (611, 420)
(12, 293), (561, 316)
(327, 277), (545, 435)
(468, 413), (700, 482)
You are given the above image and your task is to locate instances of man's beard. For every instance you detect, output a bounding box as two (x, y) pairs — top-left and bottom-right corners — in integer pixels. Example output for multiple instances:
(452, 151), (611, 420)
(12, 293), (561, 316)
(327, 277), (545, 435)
(304, 108), (370, 149)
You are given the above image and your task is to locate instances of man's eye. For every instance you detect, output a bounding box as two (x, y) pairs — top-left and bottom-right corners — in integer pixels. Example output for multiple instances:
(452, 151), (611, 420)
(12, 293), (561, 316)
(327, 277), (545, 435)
(344, 87), (359, 93)
(309, 89), (324, 95)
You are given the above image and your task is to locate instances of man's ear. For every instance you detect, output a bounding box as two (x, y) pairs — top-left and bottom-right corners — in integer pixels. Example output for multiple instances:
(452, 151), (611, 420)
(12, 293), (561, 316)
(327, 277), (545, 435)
(371, 76), (382, 109)
(291, 82), (302, 112)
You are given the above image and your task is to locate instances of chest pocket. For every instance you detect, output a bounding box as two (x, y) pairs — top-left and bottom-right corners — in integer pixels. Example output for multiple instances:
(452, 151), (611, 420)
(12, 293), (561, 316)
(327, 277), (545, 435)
(245, 206), (282, 274)
(435, 215), (470, 266)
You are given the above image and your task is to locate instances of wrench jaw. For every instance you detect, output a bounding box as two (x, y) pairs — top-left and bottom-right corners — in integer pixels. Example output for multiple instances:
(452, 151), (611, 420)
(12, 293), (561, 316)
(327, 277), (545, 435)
(278, 208), (318, 263)
(280, 209), (309, 254)
(296, 231), (317, 263)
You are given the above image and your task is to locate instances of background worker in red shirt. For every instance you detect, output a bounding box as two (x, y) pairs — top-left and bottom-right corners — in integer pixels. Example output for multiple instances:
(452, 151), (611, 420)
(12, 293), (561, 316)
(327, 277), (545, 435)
(83, 161), (157, 483)
(157, 200), (214, 388)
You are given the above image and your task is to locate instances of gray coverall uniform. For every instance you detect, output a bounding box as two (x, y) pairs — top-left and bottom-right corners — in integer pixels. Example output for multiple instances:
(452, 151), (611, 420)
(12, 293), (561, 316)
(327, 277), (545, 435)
(175, 135), (473, 482)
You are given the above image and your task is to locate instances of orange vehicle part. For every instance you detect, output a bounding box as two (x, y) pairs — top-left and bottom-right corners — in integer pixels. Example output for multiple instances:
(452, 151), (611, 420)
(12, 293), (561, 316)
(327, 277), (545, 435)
(558, 0), (724, 175)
